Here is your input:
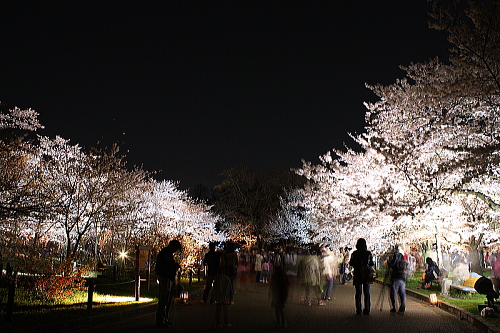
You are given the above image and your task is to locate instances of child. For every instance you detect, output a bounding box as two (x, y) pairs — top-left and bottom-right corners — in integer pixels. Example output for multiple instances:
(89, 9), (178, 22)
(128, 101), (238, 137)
(269, 265), (290, 328)
(261, 260), (270, 283)
(212, 268), (232, 328)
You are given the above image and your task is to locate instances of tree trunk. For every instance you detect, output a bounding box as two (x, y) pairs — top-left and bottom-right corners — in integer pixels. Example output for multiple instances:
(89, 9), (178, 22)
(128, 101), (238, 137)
(467, 235), (484, 275)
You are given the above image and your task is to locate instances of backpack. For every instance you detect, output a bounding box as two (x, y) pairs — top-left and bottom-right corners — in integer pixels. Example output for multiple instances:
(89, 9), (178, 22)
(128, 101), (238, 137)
(393, 258), (408, 280)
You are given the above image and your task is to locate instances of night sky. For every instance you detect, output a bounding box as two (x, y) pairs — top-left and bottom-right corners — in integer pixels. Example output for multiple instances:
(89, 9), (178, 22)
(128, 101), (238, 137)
(1, 1), (449, 190)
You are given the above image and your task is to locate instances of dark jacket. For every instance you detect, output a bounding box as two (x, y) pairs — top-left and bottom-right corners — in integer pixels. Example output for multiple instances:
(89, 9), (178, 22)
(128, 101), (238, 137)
(349, 249), (374, 285)
(203, 250), (222, 276)
(425, 260), (441, 282)
(155, 247), (181, 281)
(388, 252), (406, 281)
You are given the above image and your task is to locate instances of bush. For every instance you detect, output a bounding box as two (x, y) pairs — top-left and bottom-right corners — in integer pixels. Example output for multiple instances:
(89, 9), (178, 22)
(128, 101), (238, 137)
(15, 258), (91, 305)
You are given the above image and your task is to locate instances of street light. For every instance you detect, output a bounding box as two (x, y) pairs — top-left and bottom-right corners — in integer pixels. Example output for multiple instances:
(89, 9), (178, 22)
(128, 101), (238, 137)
(119, 251), (128, 260)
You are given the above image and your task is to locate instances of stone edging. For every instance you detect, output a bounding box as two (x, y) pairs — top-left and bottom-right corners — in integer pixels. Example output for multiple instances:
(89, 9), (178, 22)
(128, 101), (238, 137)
(376, 280), (500, 333)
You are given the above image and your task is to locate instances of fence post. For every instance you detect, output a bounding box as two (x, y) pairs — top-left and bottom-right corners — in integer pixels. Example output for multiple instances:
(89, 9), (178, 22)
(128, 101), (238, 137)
(135, 275), (141, 301)
(5, 271), (17, 323)
(87, 279), (94, 310)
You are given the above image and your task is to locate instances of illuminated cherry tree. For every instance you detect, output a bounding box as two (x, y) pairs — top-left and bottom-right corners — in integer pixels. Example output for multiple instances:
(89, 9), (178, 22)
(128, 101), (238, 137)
(265, 191), (316, 246)
(32, 136), (148, 260)
(0, 106), (224, 265)
(0, 105), (46, 220)
(364, 0), (500, 209)
(133, 179), (224, 247)
(294, 0), (500, 264)
(295, 145), (402, 253)
(0, 105), (44, 131)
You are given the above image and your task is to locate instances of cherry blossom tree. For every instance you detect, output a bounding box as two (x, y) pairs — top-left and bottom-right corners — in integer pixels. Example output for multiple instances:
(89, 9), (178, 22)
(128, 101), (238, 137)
(0, 105), (47, 220)
(213, 166), (305, 247)
(294, 1), (500, 264)
(295, 145), (402, 253)
(364, 0), (500, 211)
(34, 136), (149, 260)
(265, 191), (316, 247)
(0, 104), (44, 131)
(132, 179), (224, 248)
(0, 101), (223, 272)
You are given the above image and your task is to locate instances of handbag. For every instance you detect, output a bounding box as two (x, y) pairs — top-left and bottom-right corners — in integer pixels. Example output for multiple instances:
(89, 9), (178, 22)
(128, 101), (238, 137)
(361, 264), (377, 283)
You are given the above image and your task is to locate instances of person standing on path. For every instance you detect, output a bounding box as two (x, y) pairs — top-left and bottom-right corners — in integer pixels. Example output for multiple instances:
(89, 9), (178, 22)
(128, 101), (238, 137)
(203, 242), (222, 303)
(321, 247), (338, 301)
(221, 242), (238, 303)
(212, 267), (233, 328)
(297, 249), (324, 305)
(155, 239), (182, 328)
(349, 238), (375, 315)
(261, 259), (270, 283)
(387, 251), (407, 313)
(255, 251), (263, 283)
(269, 264), (290, 328)
(340, 247), (351, 285)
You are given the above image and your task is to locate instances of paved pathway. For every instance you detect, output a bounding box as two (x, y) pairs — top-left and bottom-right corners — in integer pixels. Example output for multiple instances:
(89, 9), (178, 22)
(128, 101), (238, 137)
(66, 281), (483, 333)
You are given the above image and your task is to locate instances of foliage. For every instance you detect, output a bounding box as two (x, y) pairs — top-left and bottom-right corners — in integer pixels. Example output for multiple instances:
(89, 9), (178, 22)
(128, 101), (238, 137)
(213, 165), (305, 246)
(265, 191), (316, 246)
(13, 259), (90, 304)
(293, 0), (500, 259)
(0, 106), (224, 271)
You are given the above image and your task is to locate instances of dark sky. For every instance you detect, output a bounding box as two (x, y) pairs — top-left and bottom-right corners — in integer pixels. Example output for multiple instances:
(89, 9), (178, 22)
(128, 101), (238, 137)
(1, 1), (449, 190)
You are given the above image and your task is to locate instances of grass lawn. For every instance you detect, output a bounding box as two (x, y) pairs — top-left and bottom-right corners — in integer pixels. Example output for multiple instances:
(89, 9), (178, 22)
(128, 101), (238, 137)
(4, 269), (500, 330)
(0, 275), (205, 331)
(402, 269), (500, 328)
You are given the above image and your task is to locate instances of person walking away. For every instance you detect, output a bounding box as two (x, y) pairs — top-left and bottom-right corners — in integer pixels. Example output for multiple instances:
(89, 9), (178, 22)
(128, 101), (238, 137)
(269, 265), (290, 328)
(212, 267), (233, 328)
(155, 240), (182, 327)
(255, 251), (263, 283)
(203, 242), (222, 303)
(388, 251), (407, 313)
(221, 242), (238, 303)
(349, 238), (375, 315)
(321, 248), (338, 301)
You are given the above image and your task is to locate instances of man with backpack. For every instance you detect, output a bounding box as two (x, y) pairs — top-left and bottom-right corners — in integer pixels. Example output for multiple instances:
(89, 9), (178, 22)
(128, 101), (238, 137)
(387, 251), (407, 314)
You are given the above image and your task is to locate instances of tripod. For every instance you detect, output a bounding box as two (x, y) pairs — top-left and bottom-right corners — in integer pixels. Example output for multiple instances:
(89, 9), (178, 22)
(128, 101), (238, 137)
(376, 268), (391, 311)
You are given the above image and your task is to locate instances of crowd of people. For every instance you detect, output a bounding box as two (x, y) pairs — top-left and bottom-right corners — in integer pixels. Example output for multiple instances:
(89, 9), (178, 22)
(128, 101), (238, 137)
(155, 238), (486, 329)
(155, 238), (381, 328)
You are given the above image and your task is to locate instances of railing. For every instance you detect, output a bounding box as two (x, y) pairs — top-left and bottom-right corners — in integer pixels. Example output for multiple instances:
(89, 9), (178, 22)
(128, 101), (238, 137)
(0, 263), (17, 323)
(0, 263), (204, 322)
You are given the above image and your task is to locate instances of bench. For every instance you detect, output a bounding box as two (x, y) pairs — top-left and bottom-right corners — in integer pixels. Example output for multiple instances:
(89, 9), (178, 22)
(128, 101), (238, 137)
(450, 276), (480, 294)
(420, 276), (442, 288)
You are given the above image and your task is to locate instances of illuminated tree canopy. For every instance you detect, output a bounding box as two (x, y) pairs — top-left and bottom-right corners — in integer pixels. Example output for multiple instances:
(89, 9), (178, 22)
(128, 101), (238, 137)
(0, 106), (224, 265)
(294, 0), (500, 269)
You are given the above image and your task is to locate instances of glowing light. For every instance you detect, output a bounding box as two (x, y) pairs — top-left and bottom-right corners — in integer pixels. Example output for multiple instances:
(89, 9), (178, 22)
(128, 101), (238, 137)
(429, 293), (438, 305)
(94, 295), (153, 303)
(180, 291), (189, 304)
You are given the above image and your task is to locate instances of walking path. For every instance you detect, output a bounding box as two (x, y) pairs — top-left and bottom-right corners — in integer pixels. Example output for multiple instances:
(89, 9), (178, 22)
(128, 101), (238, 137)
(65, 280), (484, 333)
